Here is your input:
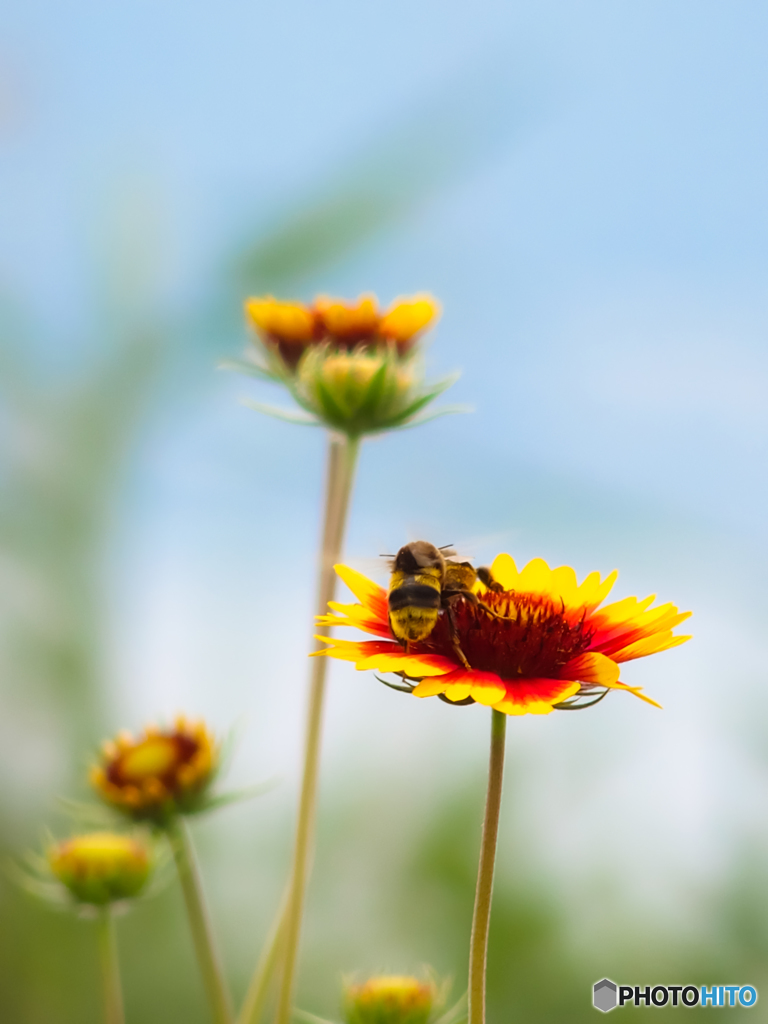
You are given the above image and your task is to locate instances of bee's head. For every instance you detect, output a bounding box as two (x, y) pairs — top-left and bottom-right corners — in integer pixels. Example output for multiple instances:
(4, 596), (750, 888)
(391, 541), (449, 573)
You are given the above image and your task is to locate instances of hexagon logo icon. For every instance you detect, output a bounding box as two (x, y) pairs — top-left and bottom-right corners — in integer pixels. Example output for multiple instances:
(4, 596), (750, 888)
(593, 979), (618, 1012)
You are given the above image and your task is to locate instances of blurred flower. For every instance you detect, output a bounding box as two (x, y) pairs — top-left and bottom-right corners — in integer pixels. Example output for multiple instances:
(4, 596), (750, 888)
(90, 717), (217, 821)
(244, 293), (440, 369)
(235, 293), (458, 437)
(48, 832), (151, 906)
(343, 976), (436, 1024)
(315, 555), (691, 715)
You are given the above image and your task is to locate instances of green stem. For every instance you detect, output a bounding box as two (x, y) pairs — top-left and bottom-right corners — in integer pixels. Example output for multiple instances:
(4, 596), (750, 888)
(96, 907), (125, 1024)
(468, 709), (507, 1024)
(273, 433), (361, 1024)
(168, 817), (234, 1024)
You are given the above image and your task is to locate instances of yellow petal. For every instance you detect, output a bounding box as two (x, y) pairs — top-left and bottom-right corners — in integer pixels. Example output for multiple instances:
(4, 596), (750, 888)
(412, 679), (448, 698)
(515, 557), (553, 594)
(244, 297), (315, 340)
(564, 651), (621, 686)
(612, 632), (692, 662)
(470, 682), (508, 706)
(488, 553), (519, 590)
(379, 295), (440, 341)
(443, 682), (473, 702)
(335, 564), (387, 613)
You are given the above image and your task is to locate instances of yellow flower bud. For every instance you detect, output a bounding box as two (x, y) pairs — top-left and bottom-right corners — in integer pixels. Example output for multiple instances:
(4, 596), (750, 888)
(343, 976), (436, 1024)
(48, 832), (151, 906)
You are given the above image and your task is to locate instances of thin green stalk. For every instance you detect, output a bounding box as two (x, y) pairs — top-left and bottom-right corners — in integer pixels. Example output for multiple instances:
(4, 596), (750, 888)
(96, 907), (125, 1024)
(168, 817), (234, 1024)
(236, 889), (288, 1024)
(273, 433), (361, 1024)
(468, 709), (507, 1024)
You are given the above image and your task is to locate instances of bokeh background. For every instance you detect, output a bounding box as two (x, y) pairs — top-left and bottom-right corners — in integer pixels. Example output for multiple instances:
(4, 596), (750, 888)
(2, 1), (768, 1020)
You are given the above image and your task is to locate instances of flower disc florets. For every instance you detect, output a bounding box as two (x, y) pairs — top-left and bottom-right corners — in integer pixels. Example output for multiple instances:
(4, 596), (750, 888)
(343, 975), (436, 1024)
(315, 555), (692, 715)
(48, 832), (151, 906)
(236, 293), (457, 437)
(90, 717), (217, 822)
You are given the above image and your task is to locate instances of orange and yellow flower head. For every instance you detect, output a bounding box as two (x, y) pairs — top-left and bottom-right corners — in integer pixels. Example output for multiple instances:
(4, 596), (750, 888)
(343, 975), (436, 1024)
(48, 832), (152, 906)
(315, 555), (691, 716)
(90, 717), (217, 821)
(239, 293), (456, 437)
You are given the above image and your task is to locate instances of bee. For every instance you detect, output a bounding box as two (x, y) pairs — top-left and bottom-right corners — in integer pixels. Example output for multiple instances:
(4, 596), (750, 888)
(386, 541), (500, 668)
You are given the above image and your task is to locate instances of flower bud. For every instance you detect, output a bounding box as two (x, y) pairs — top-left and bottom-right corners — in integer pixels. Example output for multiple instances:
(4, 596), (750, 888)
(90, 716), (217, 822)
(237, 293), (457, 435)
(292, 343), (451, 436)
(343, 976), (436, 1024)
(48, 832), (151, 906)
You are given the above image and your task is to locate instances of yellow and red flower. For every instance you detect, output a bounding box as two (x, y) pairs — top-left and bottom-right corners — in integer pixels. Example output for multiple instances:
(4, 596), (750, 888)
(90, 717), (217, 820)
(245, 292), (440, 368)
(315, 555), (691, 715)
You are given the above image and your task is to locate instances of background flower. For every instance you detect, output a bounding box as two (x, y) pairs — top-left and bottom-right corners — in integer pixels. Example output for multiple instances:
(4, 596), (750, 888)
(48, 832), (152, 906)
(90, 718), (218, 821)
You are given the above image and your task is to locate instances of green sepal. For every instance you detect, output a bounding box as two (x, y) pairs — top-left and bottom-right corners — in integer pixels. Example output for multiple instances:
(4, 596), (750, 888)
(194, 777), (279, 814)
(241, 399), (320, 426)
(218, 358), (277, 382)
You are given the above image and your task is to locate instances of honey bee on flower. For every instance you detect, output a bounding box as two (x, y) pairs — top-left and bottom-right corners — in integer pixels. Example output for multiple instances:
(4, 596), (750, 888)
(314, 548), (691, 715)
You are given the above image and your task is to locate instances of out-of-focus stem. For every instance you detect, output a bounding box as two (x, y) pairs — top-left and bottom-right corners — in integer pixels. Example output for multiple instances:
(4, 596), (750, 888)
(168, 817), (234, 1024)
(273, 433), (361, 1024)
(236, 888), (288, 1024)
(97, 907), (125, 1024)
(467, 709), (507, 1024)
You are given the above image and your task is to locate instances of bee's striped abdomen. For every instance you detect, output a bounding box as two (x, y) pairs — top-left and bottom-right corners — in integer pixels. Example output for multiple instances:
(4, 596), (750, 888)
(388, 569), (441, 643)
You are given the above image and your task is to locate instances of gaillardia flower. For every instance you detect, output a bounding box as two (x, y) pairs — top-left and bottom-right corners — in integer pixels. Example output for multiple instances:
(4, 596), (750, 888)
(90, 717), (217, 820)
(343, 975), (436, 1024)
(48, 832), (151, 906)
(234, 293), (458, 437)
(315, 555), (691, 715)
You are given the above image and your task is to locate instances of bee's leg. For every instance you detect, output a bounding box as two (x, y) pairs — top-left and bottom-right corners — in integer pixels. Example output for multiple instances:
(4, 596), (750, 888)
(477, 566), (504, 592)
(461, 587), (514, 621)
(445, 601), (472, 669)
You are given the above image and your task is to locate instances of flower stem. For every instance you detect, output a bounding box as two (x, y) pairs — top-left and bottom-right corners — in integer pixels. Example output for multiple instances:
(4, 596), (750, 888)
(273, 432), (361, 1024)
(236, 888), (288, 1024)
(168, 817), (234, 1024)
(468, 708), (507, 1024)
(96, 907), (125, 1024)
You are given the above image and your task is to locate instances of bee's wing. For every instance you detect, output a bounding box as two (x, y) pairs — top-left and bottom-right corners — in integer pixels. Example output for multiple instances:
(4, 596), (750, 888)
(345, 556), (392, 583)
(444, 530), (519, 567)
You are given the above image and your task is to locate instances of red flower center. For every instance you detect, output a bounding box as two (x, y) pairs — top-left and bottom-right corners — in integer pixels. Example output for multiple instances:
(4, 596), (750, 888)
(414, 591), (594, 680)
